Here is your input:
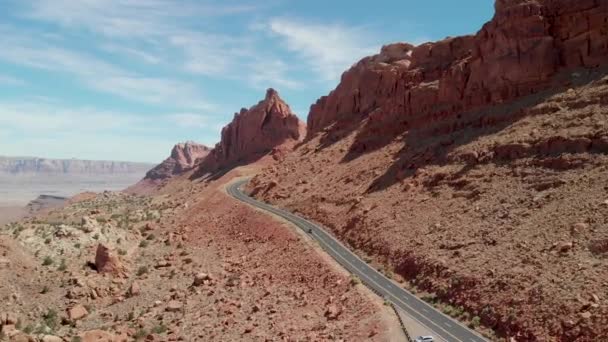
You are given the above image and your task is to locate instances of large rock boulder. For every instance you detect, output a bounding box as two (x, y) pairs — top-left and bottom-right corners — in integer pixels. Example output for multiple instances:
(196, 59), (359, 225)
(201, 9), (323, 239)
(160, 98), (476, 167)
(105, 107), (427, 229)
(95, 244), (126, 276)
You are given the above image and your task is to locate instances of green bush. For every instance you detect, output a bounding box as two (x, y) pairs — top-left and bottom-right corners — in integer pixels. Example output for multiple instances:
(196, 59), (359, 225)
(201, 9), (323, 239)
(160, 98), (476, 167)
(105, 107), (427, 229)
(58, 259), (67, 271)
(137, 266), (148, 276)
(470, 316), (481, 328)
(42, 309), (58, 331)
(151, 324), (167, 334)
(134, 328), (147, 340)
(42, 256), (54, 266)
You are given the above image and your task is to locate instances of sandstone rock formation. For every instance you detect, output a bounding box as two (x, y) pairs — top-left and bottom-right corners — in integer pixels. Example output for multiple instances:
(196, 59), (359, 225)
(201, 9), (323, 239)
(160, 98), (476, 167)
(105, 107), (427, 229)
(307, 0), (608, 144)
(144, 141), (211, 181)
(196, 88), (305, 176)
(95, 244), (126, 276)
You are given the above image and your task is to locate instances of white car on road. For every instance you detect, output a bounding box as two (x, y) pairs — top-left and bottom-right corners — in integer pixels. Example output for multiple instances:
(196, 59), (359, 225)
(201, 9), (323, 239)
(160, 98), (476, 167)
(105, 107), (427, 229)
(414, 336), (434, 342)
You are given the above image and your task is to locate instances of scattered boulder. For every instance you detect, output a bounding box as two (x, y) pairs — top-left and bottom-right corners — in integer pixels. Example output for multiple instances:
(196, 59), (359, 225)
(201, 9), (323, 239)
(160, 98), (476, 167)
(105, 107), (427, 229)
(0, 312), (19, 325)
(80, 329), (116, 342)
(95, 244), (126, 276)
(193, 273), (211, 286)
(324, 304), (342, 320)
(557, 242), (573, 254)
(81, 216), (98, 233)
(41, 336), (62, 342)
(166, 300), (183, 312)
(128, 281), (141, 297)
(68, 304), (89, 320)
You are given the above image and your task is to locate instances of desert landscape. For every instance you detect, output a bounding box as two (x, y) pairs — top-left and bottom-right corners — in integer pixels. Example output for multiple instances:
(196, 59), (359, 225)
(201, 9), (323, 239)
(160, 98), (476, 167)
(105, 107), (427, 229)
(1, 0), (608, 341)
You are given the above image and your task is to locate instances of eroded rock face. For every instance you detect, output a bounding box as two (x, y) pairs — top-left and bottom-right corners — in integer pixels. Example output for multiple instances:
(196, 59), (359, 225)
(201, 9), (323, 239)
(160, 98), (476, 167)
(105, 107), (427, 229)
(197, 88), (305, 174)
(145, 141), (211, 181)
(307, 0), (608, 140)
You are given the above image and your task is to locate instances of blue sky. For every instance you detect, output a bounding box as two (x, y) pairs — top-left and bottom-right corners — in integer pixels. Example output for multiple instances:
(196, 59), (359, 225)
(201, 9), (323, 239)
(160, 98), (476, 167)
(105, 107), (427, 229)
(0, 0), (494, 163)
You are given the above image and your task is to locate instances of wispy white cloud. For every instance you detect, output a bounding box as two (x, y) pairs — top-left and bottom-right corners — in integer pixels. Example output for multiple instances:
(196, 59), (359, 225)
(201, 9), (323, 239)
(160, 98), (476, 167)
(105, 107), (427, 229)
(247, 58), (302, 90)
(22, 0), (258, 38)
(0, 26), (214, 110)
(0, 75), (26, 86)
(267, 18), (379, 82)
(167, 113), (210, 129)
(100, 43), (162, 64)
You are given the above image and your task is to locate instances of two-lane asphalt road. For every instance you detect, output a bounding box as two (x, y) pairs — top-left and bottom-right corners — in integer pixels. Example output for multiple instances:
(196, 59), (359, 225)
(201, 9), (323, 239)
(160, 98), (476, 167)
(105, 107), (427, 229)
(228, 179), (489, 342)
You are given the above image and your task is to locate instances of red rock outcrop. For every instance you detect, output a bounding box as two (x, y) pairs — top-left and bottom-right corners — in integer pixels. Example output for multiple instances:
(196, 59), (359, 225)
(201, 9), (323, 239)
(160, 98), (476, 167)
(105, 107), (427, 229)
(196, 88), (305, 175)
(95, 244), (126, 276)
(307, 0), (608, 141)
(144, 141), (211, 181)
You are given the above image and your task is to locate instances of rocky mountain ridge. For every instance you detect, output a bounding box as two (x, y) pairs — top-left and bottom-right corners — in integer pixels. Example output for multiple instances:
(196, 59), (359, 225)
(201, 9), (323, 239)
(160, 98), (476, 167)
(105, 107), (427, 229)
(307, 0), (608, 148)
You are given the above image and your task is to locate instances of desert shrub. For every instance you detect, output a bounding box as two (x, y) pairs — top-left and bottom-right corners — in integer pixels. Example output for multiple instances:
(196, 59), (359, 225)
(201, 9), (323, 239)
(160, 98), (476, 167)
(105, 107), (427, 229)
(42, 256), (54, 266)
(42, 309), (58, 331)
(134, 328), (147, 340)
(137, 266), (148, 276)
(151, 324), (167, 334)
(470, 315), (481, 328)
(58, 259), (67, 271)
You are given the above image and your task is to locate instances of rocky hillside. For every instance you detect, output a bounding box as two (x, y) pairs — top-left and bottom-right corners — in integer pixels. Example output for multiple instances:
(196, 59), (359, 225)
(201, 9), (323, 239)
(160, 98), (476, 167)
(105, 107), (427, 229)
(196, 88), (305, 176)
(0, 157), (153, 175)
(144, 141), (211, 181)
(249, 0), (608, 340)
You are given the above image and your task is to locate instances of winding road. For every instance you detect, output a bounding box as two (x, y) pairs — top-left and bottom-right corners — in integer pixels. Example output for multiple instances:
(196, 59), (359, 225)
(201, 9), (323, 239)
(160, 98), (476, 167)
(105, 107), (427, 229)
(228, 179), (489, 342)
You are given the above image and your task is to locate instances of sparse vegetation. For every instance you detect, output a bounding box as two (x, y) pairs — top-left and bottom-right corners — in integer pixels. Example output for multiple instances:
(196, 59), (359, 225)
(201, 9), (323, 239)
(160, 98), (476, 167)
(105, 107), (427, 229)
(134, 328), (148, 340)
(42, 256), (54, 266)
(152, 324), (168, 334)
(470, 316), (481, 328)
(139, 240), (149, 248)
(58, 259), (67, 271)
(41, 309), (59, 332)
(41, 285), (49, 294)
(137, 266), (148, 276)
(350, 274), (361, 286)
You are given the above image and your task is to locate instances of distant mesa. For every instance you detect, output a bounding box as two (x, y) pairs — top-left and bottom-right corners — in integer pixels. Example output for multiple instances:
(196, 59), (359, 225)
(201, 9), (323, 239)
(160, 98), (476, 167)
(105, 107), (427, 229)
(144, 141), (211, 181)
(0, 156), (153, 175)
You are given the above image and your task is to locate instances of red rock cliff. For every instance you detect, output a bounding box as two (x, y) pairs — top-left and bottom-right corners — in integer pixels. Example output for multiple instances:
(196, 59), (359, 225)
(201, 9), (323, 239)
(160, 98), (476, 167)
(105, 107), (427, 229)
(145, 141), (211, 181)
(307, 0), (608, 140)
(197, 88), (305, 174)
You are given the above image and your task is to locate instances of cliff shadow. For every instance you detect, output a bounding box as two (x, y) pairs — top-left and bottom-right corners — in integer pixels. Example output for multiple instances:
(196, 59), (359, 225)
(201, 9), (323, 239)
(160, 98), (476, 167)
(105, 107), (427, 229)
(188, 151), (271, 183)
(365, 66), (608, 193)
